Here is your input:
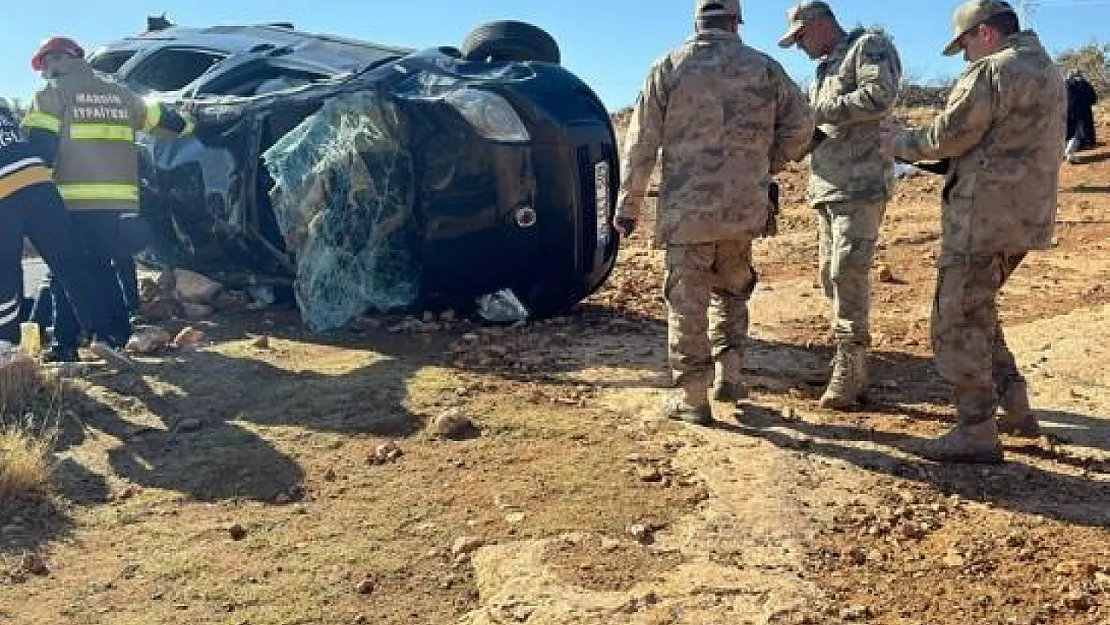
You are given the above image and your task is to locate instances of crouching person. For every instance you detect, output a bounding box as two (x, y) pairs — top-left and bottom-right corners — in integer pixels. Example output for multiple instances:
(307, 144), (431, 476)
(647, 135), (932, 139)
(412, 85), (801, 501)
(22, 36), (193, 361)
(0, 98), (132, 368)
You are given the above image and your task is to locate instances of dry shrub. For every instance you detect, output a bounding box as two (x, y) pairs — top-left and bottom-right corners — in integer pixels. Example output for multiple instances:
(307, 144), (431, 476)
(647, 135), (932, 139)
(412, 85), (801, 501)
(0, 356), (39, 415)
(0, 356), (64, 503)
(0, 428), (53, 502)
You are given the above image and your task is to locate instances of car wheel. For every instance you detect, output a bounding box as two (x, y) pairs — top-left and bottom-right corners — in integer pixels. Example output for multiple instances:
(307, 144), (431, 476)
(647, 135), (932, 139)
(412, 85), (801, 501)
(460, 21), (560, 65)
(520, 266), (616, 319)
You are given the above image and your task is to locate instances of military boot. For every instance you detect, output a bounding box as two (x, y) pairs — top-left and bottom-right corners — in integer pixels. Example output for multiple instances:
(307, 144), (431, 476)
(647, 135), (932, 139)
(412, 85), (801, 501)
(996, 380), (1039, 437)
(712, 351), (748, 403)
(657, 381), (710, 426)
(819, 344), (868, 410)
(908, 420), (1004, 463)
(663, 398), (713, 426)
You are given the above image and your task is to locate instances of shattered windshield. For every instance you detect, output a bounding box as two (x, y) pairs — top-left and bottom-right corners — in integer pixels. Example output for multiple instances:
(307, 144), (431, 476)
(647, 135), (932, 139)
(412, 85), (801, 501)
(262, 91), (422, 332)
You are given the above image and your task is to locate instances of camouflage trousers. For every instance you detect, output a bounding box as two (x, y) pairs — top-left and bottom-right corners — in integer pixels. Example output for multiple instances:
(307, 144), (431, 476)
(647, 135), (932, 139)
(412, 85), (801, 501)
(664, 239), (756, 405)
(816, 201), (886, 346)
(932, 252), (1027, 425)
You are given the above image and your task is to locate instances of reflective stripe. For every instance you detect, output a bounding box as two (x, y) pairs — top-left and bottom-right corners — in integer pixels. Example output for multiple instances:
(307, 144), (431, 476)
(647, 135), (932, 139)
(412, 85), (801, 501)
(22, 111), (61, 133)
(58, 183), (139, 202)
(0, 157), (45, 179)
(0, 307), (19, 329)
(143, 100), (162, 132)
(0, 166), (52, 201)
(0, 297), (19, 329)
(70, 124), (135, 142)
(181, 117), (195, 137)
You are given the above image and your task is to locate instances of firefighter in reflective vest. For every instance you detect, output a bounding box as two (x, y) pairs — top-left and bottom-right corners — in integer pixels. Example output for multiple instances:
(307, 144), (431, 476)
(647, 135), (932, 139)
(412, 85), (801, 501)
(22, 36), (193, 362)
(0, 97), (132, 368)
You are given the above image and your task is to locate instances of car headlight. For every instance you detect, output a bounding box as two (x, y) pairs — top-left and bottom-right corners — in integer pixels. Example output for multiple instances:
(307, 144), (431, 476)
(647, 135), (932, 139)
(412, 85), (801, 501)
(444, 89), (530, 143)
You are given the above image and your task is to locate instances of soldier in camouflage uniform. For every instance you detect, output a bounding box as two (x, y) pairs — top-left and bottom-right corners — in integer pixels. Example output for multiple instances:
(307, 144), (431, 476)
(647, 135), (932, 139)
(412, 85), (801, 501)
(779, 1), (902, 410)
(615, 0), (813, 424)
(881, 0), (1064, 462)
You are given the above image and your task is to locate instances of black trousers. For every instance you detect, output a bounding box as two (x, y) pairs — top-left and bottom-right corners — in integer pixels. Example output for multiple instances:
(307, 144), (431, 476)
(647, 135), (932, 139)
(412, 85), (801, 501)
(0, 183), (113, 345)
(41, 212), (134, 351)
(1067, 106), (1097, 150)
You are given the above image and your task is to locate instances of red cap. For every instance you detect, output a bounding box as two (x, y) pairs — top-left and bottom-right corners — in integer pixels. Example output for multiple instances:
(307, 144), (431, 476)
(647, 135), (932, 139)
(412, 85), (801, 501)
(32, 36), (85, 72)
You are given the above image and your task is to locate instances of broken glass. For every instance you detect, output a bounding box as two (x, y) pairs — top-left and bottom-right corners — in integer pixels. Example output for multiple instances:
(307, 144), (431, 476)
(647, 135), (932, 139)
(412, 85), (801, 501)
(263, 91), (421, 332)
(475, 289), (530, 324)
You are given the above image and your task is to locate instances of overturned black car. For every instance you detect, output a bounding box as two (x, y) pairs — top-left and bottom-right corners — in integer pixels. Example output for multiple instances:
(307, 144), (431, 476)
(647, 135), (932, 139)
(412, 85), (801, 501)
(90, 20), (619, 330)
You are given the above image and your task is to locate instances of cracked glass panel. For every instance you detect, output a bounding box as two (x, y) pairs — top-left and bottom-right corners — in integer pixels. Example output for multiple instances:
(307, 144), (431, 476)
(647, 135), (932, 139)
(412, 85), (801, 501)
(263, 91), (420, 332)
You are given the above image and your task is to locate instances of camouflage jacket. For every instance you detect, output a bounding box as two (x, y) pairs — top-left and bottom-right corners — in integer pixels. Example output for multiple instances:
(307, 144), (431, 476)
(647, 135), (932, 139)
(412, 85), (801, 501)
(891, 31), (1064, 258)
(617, 30), (813, 248)
(808, 28), (902, 205)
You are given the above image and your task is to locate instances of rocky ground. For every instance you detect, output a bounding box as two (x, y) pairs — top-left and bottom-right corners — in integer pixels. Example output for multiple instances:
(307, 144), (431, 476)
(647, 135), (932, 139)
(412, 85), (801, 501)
(1, 108), (1108, 625)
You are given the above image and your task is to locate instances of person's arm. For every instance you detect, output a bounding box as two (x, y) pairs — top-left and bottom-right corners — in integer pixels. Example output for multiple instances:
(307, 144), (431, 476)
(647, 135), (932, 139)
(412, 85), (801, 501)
(769, 61), (816, 173)
(890, 62), (994, 163)
(135, 97), (194, 137)
(614, 59), (669, 236)
(813, 33), (902, 126)
(20, 90), (63, 167)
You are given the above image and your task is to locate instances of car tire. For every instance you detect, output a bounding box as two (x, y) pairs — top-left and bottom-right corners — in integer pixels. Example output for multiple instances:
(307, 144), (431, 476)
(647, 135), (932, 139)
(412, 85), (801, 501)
(519, 259), (617, 319)
(461, 21), (561, 65)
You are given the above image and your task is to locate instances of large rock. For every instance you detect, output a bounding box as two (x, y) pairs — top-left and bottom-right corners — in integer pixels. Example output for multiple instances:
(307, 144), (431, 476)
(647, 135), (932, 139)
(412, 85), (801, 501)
(173, 326), (205, 350)
(182, 303), (214, 320)
(155, 269), (176, 293)
(212, 290), (251, 312)
(139, 298), (181, 323)
(126, 327), (171, 355)
(173, 269), (223, 304)
(434, 408), (476, 439)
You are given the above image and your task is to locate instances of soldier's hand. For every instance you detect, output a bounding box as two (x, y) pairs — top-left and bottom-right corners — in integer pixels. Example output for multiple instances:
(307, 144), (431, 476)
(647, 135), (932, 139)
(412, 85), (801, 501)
(613, 215), (637, 239)
(879, 118), (903, 158)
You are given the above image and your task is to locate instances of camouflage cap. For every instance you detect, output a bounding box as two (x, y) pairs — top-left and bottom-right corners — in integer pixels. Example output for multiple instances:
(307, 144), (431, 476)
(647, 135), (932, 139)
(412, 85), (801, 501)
(695, 0), (742, 21)
(778, 1), (834, 48)
(943, 0), (1017, 56)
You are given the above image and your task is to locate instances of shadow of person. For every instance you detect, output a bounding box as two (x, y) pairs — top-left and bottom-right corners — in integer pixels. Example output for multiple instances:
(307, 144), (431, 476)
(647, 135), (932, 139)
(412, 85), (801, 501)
(0, 459), (88, 557)
(719, 407), (1110, 529)
(107, 422), (304, 502)
(1069, 150), (1110, 166)
(62, 322), (432, 502)
(51, 456), (110, 506)
(1062, 182), (1110, 194)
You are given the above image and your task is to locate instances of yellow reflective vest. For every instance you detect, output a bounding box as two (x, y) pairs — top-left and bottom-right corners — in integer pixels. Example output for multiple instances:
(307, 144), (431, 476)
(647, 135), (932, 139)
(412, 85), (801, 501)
(22, 58), (186, 213)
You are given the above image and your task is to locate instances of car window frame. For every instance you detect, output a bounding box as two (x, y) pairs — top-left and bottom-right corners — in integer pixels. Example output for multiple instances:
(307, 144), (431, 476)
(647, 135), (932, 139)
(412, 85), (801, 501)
(186, 57), (339, 99)
(121, 45), (231, 96)
(86, 49), (141, 75)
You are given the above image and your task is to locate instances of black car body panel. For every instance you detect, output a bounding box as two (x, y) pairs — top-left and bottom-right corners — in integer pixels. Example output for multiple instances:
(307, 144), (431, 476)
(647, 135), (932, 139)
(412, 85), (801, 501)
(90, 24), (618, 327)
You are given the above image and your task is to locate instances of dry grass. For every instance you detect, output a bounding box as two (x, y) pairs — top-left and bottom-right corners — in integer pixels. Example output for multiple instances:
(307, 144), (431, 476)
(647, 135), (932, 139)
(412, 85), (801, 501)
(0, 356), (62, 503)
(0, 427), (53, 502)
(0, 355), (39, 416)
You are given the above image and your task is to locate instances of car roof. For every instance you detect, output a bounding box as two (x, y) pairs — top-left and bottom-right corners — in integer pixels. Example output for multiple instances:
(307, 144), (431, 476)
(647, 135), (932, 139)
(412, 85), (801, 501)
(97, 24), (414, 74)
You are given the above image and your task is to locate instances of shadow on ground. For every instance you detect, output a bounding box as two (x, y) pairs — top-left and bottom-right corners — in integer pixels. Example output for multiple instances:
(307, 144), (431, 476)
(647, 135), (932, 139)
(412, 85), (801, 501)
(45, 300), (1107, 526)
(55, 319), (441, 504)
(714, 403), (1110, 528)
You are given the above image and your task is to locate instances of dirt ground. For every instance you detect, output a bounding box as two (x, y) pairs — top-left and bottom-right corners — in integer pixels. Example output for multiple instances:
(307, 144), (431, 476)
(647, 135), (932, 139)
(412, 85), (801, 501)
(1, 107), (1108, 625)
